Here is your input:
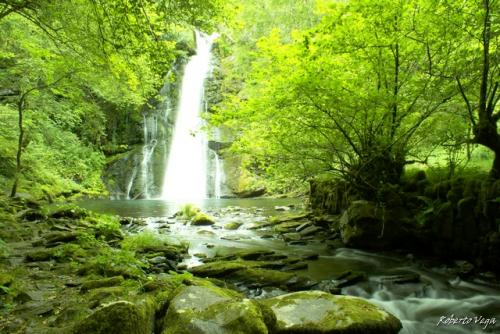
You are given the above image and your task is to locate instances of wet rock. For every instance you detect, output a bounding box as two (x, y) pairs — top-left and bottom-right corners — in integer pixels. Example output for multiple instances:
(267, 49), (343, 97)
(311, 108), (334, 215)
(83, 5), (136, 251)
(87, 286), (126, 304)
(149, 256), (167, 265)
(191, 213), (216, 226)
(235, 250), (275, 261)
(234, 188), (266, 198)
(25, 248), (54, 262)
(44, 231), (79, 246)
(283, 233), (301, 242)
(135, 245), (186, 261)
(454, 260), (475, 278)
(73, 299), (155, 334)
(260, 291), (402, 334)
(274, 206), (290, 211)
(228, 268), (299, 289)
(53, 306), (92, 326)
(281, 262), (308, 271)
(339, 200), (401, 248)
(334, 270), (367, 288)
(49, 206), (88, 220)
(81, 276), (124, 291)
(197, 229), (216, 236)
(312, 280), (342, 294)
(299, 225), (323, 237)
(159, 285), (268, 334)
(189, 260), (287, 278)
(268, 212), (311, 225)
(224, 221), (243, 230)
(295, 222), (313, 232)
(379, 273), (420, 284)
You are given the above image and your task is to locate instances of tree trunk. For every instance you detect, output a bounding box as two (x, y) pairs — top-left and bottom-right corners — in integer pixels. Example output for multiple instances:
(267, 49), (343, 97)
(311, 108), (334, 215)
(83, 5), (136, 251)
(10, 96), (25, 197)
(491, 149), (500, 179)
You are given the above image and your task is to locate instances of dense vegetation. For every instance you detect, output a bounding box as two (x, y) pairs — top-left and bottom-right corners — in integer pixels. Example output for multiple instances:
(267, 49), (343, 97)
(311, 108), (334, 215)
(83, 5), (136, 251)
(0, 0), (224, 198)
(210, 0), (499, 195)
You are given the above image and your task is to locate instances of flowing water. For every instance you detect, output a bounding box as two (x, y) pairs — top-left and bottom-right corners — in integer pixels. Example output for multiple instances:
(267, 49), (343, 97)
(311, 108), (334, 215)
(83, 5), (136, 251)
(79, 198), (500, 333)
(161, 32), (218, 200)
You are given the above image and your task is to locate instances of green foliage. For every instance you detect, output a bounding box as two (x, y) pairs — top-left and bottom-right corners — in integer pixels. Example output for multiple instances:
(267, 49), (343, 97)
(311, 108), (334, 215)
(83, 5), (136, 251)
(121, 231), (172, 251)
(210, 0), (499, 193)
(0, 238), (8, 258)
(0, 0), (226, 196)
(79, 247), (148, 279)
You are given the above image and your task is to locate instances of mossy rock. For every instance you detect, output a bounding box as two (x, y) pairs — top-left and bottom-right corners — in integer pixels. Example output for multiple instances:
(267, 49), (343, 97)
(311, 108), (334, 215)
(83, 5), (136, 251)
(73, 299), (155, 334)
(49, 205), (89, 220)
(224, 221), (243, 230)
(160, 285), (267, 334)
(191, 213), (216, 226)
(25, 248), (55, 262)
(260, 290), (402, 334)
(81, 276), (124, 291)
(189, 260), (285, 278)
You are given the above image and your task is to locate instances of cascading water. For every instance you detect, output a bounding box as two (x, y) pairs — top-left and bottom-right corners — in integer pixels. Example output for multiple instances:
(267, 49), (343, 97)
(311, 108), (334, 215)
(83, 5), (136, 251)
(161, 31), (218, 200)
(140, 114), (158, 199)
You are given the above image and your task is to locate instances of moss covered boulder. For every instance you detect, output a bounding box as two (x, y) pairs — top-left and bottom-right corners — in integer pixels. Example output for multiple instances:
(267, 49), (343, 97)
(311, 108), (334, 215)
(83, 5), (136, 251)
(260, 290), (402, 334)
(73, 299), (155, 334)
(191, 212), (216, 226)
(160, 285), (268, 334)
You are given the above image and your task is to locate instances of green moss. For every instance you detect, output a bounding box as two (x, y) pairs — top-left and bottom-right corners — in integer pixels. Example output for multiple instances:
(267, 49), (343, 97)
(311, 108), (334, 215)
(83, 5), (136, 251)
(189, 260), (283, 278)
(261, 291), (402, 334)
(191, 212), (216, 226)
(177, 203), (200, 220)
(73, 299), (155, 334)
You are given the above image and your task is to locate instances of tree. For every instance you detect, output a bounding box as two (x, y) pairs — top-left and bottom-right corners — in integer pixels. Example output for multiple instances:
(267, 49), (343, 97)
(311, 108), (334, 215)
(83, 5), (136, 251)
(449, 0), (499, 178)
(212, 0), (458, 196)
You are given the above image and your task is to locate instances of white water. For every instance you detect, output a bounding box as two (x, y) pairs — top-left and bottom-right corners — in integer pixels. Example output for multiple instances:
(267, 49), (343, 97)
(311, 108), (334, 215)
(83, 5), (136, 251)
(161, 31), (218, 200)
(140, 114), (158, 199)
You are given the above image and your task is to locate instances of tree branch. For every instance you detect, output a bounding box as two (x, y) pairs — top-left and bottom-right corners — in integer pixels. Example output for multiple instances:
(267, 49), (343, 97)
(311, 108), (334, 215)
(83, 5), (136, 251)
(456, 76), (476, 127)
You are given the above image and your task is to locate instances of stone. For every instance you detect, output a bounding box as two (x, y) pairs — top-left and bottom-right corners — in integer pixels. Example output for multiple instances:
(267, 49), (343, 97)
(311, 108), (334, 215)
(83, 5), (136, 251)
(189, 260), (287, 278)
(160, 285), (268, 334)
(25, 248), (54, 262)
(334, 271), (367, 288)
(299, 225), (323, 237)
(81, 276), (124, 291)
(149, 256), (167, 265)
(224, 221), (243, 230)
(44, 231), (79, 246)
(191, 213), (216, 226)
(339, 200), (401, 248)
(197, 229), (216, 236)
(73, 299), (155, 334)
(274, 206), (290, 211)
(283, 233), (302, 242)
(260, 290), (402, 334)
(378, 273), (420, 284)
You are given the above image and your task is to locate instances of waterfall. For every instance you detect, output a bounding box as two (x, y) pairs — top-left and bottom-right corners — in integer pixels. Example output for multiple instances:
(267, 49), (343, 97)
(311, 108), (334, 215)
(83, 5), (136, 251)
(140, 113), (158, 199)
(161, 31), (218, 200)
(214, 153), (224, 199)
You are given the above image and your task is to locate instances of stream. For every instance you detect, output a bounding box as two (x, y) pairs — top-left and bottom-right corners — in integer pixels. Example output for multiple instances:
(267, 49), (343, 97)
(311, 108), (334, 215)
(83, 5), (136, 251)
(78, 198), (500, 334)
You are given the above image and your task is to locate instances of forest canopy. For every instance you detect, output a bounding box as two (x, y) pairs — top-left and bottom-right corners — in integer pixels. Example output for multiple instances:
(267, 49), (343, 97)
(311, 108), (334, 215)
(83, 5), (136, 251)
(209, 0), (499, 195)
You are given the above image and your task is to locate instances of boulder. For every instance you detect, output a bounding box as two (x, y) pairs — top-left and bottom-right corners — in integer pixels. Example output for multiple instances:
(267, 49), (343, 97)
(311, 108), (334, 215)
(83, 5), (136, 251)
(339, 200), (407, 248)
(160, 285), (268, 334)
(260, 290), (402, 334)
(73, 299), (155, 334)
(191, 213), (216, 226)
(224, 221), (243, 230)
(339, 201), (385, 248)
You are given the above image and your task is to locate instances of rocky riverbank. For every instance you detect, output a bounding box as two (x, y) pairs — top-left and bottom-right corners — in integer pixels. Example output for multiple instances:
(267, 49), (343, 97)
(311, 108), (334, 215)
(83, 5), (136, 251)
(0, 196), (403, 334)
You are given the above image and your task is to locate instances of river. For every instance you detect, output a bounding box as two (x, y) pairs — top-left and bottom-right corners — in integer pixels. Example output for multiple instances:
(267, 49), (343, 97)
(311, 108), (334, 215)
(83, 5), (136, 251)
(78, 198), (500, 333)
